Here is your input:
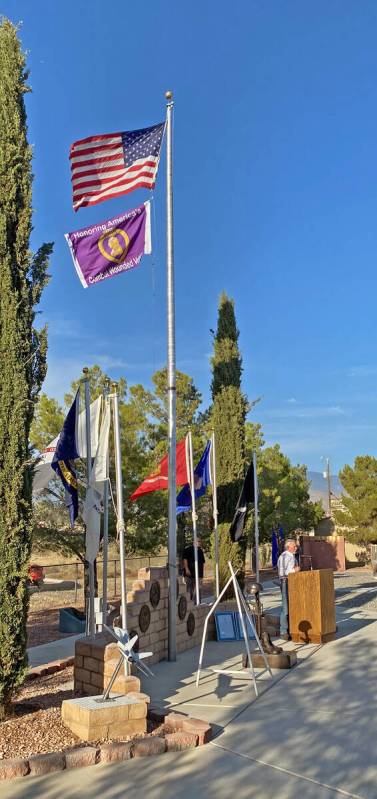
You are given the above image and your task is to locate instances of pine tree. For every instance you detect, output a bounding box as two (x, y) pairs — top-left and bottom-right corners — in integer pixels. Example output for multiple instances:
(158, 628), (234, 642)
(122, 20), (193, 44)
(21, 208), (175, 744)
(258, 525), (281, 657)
(0, 19), (52, 717)
(211, 292), (247, 591)
(334, 456), (377, 544)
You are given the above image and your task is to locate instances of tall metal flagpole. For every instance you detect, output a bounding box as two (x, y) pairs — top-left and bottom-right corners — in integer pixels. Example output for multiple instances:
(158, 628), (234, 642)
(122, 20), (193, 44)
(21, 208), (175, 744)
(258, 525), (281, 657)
(101, 382), (110, 628)
(111, 382), (129, 676)
(165, 90), (177, 662)
(211, 431), (220, 598)
(82, 368), (95, 638)
(253, 450), (260, 583)
(111, 384), (127, 635)
(188, 430), (200, 605)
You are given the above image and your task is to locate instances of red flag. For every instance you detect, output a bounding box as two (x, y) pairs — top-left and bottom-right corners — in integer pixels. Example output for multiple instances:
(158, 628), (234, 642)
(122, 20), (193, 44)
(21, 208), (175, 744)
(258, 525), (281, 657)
(130, 438), (189, 501)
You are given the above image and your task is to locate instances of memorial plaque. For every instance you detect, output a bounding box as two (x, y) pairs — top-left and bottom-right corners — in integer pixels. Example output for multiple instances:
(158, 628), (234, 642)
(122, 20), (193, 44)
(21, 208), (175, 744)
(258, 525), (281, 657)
(187, 612), (195, 637)
(139, 604), (151, 633)
(149, 580), (161, 608)
(178, 595), (187, 620)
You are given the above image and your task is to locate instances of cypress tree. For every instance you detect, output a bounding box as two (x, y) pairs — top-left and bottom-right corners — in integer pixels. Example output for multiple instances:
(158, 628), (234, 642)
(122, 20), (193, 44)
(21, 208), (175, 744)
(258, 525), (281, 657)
(0, 19), (52, 717)
(211, 292), (247, 592)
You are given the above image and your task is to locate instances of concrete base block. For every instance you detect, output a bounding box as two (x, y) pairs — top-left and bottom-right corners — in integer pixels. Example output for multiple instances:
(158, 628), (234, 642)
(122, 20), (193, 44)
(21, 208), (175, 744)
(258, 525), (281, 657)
(242, 650), (297, 670)
(62, 693), (149, 741)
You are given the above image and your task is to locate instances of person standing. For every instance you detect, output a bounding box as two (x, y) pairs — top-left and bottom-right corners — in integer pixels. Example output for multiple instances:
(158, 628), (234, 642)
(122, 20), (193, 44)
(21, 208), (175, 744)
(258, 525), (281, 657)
(182, 537), (205, 601)
(277, 539), (300, 640)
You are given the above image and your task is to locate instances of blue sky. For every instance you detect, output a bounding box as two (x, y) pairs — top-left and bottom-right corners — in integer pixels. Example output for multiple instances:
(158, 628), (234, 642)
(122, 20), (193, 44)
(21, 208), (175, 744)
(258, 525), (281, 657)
(3, 1), (377, 473)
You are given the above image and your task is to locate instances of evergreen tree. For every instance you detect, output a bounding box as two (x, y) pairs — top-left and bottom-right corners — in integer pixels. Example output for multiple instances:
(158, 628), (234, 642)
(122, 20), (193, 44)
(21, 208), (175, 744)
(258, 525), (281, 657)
(30, 394), (64, 452)
(257, 445), (323, 539)
(211, 292), (247, 591)
(334, 456), (377, 544)
(0, 19), (52, 717)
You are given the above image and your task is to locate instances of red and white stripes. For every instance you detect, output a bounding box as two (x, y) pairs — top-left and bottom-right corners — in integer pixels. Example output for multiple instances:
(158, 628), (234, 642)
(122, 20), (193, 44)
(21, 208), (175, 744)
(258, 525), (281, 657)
(70, 133), (158, 210)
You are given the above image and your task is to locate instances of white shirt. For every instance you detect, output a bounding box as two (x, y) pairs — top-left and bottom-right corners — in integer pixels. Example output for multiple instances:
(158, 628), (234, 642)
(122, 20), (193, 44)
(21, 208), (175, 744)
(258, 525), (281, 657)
(277, 550), (296, 578)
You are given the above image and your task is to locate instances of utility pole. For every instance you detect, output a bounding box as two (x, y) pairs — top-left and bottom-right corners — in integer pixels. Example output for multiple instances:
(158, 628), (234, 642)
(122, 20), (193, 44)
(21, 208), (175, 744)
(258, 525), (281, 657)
(326, 457), (332, 517)
(322, 457), (332, 518)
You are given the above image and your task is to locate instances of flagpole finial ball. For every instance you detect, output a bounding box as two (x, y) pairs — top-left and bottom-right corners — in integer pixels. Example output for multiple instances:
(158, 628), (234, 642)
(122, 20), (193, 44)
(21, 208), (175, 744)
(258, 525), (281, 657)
(165, 90), (173, 100)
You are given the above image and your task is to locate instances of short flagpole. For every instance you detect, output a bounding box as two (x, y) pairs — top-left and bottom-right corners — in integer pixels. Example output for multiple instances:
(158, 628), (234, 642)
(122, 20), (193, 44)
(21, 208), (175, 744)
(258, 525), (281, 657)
(253, 451), (260, 583)
(211, 431), (220, 598)
(82, 367), (95, 638)
(101, 382), (110, 629)
(188, 430), (200, 605)
(166, 90), (177, 661)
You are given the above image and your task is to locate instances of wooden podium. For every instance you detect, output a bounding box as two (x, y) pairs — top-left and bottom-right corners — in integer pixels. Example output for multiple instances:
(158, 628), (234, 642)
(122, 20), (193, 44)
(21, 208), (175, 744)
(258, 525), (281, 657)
(288, 569), (336, 644)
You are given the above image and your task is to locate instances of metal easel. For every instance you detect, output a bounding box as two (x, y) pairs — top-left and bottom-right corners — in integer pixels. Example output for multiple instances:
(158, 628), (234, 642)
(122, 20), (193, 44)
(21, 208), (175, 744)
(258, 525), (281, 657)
(196, 561), (273, 697)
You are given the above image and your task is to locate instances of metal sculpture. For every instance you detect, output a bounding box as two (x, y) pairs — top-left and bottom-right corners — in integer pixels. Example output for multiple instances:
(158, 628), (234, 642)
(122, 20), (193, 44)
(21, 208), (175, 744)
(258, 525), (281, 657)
(95, 625), (153, 704)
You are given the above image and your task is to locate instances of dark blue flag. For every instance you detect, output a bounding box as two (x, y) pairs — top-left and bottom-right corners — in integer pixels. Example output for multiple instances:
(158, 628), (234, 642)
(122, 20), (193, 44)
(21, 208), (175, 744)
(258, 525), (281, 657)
(271, 530), (279, 567)
(176, 441), (212, 514)
(278, 525), (284, 548)
(52, 390), (80, 526)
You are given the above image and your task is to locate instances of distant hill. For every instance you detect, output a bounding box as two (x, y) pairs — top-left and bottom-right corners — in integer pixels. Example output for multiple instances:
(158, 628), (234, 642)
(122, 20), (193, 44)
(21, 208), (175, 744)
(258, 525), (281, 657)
(307, 471), (342, 505)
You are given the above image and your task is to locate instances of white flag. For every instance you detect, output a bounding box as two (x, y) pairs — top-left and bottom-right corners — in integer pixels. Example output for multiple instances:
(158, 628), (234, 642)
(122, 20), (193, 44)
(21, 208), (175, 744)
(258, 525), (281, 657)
(77, 395), (102, 458)
(32, 397), (102, 496)
(83, 402), (111, 564)
(33, 435), (59, 494)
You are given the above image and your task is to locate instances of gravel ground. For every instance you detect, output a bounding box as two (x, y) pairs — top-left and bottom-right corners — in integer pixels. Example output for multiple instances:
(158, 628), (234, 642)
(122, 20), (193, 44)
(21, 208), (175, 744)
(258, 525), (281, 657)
(0, 668), (164, 761)
(27, 607), (79, 648)
(27, 591), (86, 647)
(0, 668), (78, 760)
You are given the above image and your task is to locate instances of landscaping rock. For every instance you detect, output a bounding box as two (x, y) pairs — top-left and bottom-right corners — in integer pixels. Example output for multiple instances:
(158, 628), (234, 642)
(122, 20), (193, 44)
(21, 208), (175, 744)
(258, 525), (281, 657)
(182, 717), (212, 745)
(164, 711), (186, 731)
(0, 758), (29, 781)
(28, 751), (65, 776)
(165, 732), (198, 751)
(64, 746), (98, 769)
(132, 737), (166, 757)
(100, 742), (133, 763)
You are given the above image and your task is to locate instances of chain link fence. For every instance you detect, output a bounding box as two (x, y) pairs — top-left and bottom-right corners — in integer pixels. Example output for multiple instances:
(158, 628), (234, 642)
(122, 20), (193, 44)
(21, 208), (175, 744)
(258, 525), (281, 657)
(28, 546), (274, 611)
(28, 556), (167, 608)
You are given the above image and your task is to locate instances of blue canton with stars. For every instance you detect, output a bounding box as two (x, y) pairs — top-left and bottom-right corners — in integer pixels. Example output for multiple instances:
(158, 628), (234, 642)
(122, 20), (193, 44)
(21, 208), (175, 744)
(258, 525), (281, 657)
(122, 123), (165, 167)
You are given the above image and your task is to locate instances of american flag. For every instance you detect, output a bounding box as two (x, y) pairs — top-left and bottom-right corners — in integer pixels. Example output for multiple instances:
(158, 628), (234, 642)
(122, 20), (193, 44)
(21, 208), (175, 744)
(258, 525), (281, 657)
(70, 122), (165, 211)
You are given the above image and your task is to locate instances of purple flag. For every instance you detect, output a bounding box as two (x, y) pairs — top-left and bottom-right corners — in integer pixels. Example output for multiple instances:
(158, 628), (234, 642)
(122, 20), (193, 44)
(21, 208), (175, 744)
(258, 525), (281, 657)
(64, 201), (151, 288)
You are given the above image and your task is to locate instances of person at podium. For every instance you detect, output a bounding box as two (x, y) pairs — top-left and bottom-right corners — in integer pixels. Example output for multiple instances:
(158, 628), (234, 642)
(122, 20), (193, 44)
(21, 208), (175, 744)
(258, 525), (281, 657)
(278, 539), (300, 640)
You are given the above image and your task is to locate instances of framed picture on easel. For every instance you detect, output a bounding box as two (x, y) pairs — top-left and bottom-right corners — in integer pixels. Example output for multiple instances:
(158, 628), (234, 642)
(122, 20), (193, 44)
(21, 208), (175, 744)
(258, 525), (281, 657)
(215, 611), (237, 641)
(234, 612), (255, 640)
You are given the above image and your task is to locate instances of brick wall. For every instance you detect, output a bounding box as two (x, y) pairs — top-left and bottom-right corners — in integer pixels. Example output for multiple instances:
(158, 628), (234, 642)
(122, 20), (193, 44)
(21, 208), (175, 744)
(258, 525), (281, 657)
(300, 535), (346, 571)
(75, 566), (211, 696)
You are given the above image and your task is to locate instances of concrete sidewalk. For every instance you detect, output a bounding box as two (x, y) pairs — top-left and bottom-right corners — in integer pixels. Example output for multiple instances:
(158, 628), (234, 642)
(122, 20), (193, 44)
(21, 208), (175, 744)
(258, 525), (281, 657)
(27, 634), (82, 669)
(11, 578), (377, 798)
(6, 603), (377, 799)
